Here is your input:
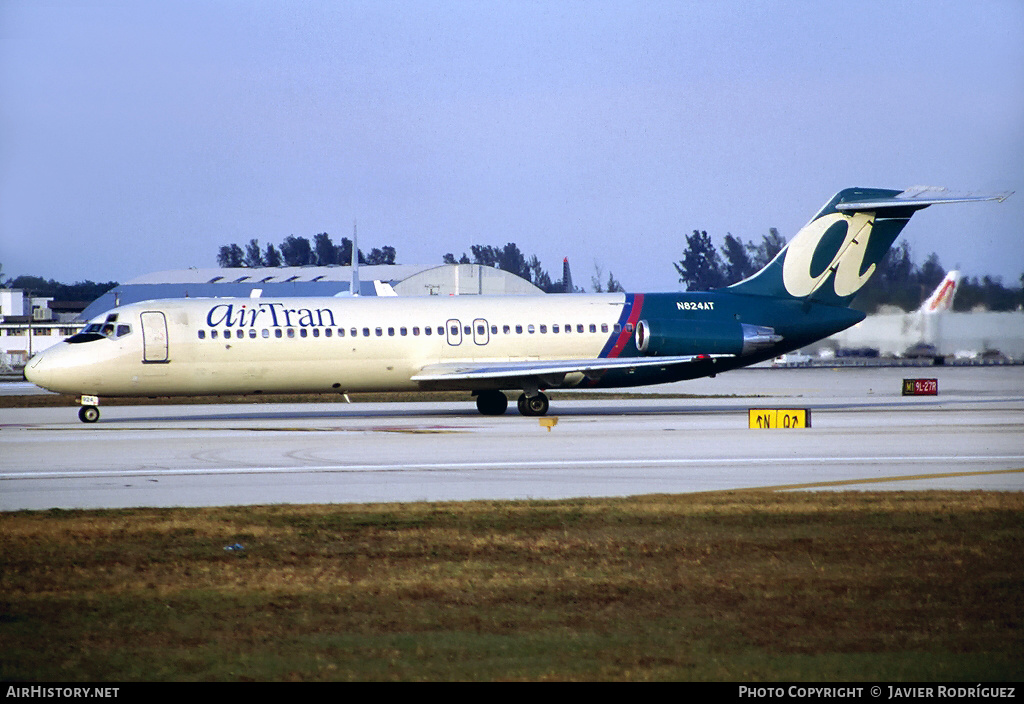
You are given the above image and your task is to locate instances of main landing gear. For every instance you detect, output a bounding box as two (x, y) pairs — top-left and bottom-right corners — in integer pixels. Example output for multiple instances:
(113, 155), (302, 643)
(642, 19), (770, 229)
(517, 392), (549, 417)
(474, 389), (550, 416)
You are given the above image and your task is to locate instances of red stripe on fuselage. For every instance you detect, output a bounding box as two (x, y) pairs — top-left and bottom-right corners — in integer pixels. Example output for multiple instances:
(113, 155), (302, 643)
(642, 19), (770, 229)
(606, 293), (645, 358)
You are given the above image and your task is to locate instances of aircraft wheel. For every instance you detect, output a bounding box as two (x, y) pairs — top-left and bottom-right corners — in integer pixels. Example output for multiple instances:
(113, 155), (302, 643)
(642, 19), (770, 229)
(517, 392), (549, 416)
(78, 405), (100, 423)
(475, 390), (508, 416)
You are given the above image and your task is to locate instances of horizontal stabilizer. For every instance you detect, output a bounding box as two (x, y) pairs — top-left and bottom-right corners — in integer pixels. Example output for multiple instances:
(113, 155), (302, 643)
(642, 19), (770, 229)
(835, 187), (1012, 212)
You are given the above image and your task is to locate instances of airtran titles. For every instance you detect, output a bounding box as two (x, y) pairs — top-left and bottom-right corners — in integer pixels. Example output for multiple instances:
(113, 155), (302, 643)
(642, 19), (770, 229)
(206, 302), (336, 329)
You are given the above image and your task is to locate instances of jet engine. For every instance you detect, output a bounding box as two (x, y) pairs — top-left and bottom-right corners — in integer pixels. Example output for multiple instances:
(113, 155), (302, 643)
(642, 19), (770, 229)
(634, 319), (782, 356)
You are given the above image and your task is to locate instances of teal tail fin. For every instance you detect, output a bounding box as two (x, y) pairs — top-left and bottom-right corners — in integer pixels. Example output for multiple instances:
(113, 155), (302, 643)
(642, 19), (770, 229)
(727, 187), (1011, 307)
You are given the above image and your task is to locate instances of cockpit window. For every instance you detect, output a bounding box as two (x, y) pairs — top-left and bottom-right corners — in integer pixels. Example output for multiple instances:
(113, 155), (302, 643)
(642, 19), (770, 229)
(67, 321), (132, 344)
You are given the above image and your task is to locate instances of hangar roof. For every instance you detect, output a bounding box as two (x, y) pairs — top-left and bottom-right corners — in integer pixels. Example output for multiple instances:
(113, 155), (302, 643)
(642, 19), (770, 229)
(79, 264), (543, 321)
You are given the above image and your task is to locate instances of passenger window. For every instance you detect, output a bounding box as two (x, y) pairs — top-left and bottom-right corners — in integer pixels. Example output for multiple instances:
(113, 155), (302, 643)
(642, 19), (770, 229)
(528, 325), (535, 334)
(602, 324), (609, 333)
(577, 324), (584, 333)
(589, 324), (597, 333)
(249, 329), (257, 338)
(491, 325), (497, 334)
(400, 327), (407, 336)
(211, 330), (219, 339)
(324, 328), (332, 338)
(450, 325), (459, 336)
(388, 327), (395, 336)
(362, 328), (370, 337)
(477, 325), (485, 335)
(198, 330), (206, 339)
(516, 325), (523, 334)
(275, 329), (283, 338)
(503, 325), (510, 334)
(287, 329), (296, 338)
(413, 327), (420, 336)
(300, 329), (308, 338)
(463, 325), (471, 335)
(262, 329), (270, 338)
(539, 325), (546, 333)
(424, 326), (432, 336)
(613, 324), (621, 333)
(223, 330), (231, 339)
(375, 328), (383, 336)
(552, 325), (559, 333)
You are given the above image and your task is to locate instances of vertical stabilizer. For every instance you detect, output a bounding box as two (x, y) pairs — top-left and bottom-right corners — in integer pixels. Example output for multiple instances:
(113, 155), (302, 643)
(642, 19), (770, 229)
(727, 187), (1009, 307)
(920, 270), (960, 313)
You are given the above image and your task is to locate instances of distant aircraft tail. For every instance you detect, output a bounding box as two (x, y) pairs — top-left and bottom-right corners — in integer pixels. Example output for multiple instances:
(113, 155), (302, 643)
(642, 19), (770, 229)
(727, 187), (1009, 307)
(919, 270), (960, 313)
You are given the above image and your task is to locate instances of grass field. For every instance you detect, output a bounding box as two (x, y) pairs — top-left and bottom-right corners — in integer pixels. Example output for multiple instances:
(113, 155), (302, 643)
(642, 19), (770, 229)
(1, 491), (1021, 681)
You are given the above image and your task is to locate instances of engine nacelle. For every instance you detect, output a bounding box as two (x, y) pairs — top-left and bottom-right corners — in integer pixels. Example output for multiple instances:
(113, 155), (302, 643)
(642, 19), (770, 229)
(634, 319), (782, 356)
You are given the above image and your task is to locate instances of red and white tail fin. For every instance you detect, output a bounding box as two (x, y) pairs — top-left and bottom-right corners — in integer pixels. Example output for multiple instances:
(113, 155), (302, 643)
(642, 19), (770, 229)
(920, 270), (960, 313)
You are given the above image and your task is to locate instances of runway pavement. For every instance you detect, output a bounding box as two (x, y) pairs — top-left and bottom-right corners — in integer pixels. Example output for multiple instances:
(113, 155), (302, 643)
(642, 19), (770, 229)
(1, 367), (1022, 510)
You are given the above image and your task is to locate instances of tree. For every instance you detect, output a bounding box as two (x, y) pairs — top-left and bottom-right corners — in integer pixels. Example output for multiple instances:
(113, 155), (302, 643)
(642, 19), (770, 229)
(263, 243), (282, 267)
(528, 255), (553, 291)
(675, 230), (725, 291)
(721, 233), (755, 284)
(217, 244), (245, 268)
(313, 233), (337, 266)
(747, 228), (786, 269)
(917, 252), (946, 291)
(280, 236), (313, 267)
(9, 276), (117, 301)
(365, 246), (396, 265)
(244, 239), (264, 268)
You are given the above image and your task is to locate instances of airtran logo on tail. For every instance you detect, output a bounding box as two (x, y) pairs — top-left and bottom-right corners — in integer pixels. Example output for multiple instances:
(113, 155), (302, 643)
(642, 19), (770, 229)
(782, 212), (877, 298)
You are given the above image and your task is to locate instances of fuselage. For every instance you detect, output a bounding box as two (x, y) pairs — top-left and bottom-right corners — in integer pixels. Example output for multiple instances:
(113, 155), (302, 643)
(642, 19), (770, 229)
(23, 290), (861, 398)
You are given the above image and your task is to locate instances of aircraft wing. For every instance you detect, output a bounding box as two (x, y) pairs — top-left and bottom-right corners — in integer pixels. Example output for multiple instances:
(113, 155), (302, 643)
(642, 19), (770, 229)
(411, 354), (730, 385)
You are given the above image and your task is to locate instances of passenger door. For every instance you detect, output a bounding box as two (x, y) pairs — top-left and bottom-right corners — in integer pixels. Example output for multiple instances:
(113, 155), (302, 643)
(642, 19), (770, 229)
(140, 311), (169, 363)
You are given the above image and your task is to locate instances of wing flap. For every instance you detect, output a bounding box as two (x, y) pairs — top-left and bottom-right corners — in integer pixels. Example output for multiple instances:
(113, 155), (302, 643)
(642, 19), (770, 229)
(411, 354), (728, 383)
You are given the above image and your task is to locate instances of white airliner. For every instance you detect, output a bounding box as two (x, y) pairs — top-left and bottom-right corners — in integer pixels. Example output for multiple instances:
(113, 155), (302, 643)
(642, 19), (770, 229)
(25, 187), (1009, 422)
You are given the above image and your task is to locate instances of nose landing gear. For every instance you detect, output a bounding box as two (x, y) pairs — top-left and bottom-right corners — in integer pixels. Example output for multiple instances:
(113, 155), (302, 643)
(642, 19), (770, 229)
(78, 394), (100, 423)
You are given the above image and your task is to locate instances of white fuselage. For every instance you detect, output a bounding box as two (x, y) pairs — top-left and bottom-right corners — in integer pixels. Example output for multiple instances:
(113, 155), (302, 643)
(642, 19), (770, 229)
(26, 294), (631, 397)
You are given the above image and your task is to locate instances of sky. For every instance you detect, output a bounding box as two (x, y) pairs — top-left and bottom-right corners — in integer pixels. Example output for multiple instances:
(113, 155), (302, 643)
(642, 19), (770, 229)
(1, 0), (1022, 293)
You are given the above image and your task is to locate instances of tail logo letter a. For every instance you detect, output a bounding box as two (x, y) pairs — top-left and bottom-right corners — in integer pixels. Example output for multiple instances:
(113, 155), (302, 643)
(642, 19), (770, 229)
(782, 212), (876, 298)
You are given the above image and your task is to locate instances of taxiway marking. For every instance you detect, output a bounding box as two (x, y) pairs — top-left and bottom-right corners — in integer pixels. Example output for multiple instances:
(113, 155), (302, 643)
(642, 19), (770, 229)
(3, 455), (1023, 481)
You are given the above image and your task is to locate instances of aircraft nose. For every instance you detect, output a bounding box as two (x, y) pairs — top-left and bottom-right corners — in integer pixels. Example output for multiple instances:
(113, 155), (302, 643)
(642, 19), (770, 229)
(24, 345), (79, 394)
(24, 351), (52, 389)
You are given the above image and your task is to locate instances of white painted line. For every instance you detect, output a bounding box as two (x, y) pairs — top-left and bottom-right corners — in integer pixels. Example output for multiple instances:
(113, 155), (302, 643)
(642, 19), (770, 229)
(3, 455), (1023, 480)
